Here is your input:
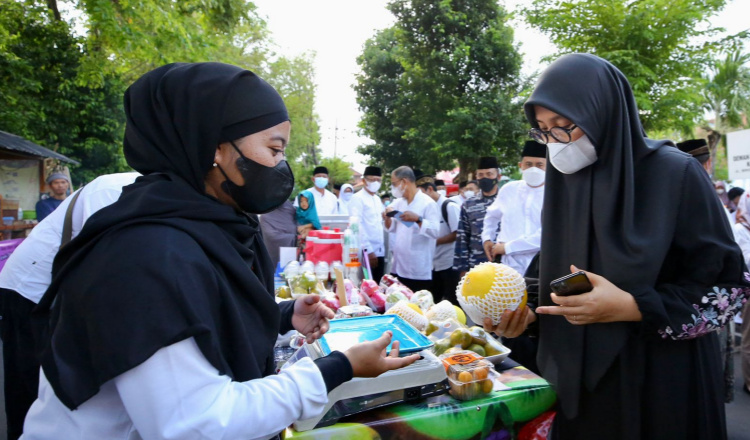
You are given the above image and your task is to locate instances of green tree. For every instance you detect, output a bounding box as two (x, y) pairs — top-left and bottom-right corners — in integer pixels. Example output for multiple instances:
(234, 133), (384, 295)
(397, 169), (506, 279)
(55, 0), (269, 86)
(0, 1), (128, 185)
(524, 0), (745, 133)
(291, 156), (353, 196)
(701, 49), (750, 177)
(355, 0), (527, 181)
(265, 53), (322, 167)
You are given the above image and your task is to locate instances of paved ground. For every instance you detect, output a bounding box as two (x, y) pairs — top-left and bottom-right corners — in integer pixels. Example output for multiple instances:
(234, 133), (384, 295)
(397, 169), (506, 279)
(0, 341), (748, 440)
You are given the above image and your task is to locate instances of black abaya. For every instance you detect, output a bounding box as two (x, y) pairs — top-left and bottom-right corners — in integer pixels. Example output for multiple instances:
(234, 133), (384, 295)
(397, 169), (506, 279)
(524, 54), (749, 439)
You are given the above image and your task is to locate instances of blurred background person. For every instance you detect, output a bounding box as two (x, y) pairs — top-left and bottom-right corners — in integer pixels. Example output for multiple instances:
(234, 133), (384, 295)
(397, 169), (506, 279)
(35, 172), (70, 221)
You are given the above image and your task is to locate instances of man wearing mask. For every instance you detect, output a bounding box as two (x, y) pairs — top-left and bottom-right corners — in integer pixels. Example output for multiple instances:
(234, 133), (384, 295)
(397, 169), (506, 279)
(450, 180), (479, 207)
(295, 166), (338, 216)
(434, 179), (447, 197)
(35, 172), (70, 221)
(417, 174), (461, 303)
(482, 141), (547, 276)
(349, 167), (386, 281)
(453, 157), (501, 276)
(384, 166), (440, 292)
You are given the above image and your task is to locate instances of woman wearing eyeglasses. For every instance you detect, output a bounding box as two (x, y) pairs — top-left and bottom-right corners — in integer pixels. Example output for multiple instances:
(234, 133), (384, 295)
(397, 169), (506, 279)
(485, 53), (749, 439)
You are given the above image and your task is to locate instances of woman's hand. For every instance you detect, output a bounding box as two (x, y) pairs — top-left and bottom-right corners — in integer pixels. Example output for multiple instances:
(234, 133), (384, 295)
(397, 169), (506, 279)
(344, 331), (420, 377)
(535, 265), (642, 325)
(483, 305), (536, 338)
(292, 295), (335, 344)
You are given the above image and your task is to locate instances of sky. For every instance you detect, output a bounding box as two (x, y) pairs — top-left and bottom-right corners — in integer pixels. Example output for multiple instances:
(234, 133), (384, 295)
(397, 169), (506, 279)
(251, 0), (749, 173)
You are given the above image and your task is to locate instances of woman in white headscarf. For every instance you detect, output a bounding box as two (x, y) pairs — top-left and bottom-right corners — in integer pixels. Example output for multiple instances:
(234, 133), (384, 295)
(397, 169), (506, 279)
(337, 183), (354, 215)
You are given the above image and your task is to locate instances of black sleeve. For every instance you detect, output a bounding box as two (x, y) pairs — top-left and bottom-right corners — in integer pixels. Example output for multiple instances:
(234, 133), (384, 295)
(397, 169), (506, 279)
(631, 159), (750, 340)
(313, 351), (353, 392)
(277, 299), (296, 335)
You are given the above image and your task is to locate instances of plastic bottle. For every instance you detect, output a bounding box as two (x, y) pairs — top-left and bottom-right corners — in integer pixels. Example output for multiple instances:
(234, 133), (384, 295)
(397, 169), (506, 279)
(346, 216), (360, 264)
(342, 229), (352, 264)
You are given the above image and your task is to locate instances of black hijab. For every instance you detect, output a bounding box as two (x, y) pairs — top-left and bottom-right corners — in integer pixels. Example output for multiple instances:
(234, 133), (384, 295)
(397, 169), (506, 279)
(524, 54), (681, 416)
(34, 62), (290, 409)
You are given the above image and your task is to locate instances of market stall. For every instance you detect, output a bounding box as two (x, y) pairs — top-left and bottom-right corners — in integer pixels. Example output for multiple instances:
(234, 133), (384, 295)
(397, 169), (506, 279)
(285, 359), (555, 440)
(0, 130), (79, 240)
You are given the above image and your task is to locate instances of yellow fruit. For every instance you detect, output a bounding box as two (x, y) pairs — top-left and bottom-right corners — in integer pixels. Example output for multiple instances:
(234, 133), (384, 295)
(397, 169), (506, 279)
(457, 371), (473, 383)
(449, 328), (473, 349)
(460, 263), (496, 298)
(473, 367), (489, 380)
(467, 343), (486, 357)
(481, 379), (494, 394)
(453, 306), (466, 325)
(407, 302), (424, 315)
(457, 262), (527, 326)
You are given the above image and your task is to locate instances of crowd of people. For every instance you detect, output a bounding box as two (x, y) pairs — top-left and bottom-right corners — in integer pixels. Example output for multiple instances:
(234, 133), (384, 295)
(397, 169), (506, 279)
(0, 53), (746, 440)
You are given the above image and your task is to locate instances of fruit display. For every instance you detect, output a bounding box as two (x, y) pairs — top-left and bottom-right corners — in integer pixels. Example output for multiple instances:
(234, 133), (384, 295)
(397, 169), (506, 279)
(289, 271), (327, 297)
(275, 285), (292, 299)
(386, 283), (414, 299)
(385, 300), (428, 331)
(425, 300), (464, 324)
(456, 262), (527, 326)
(410, 290), (434, 311)
(440, 350), (496, 401)
(360, 279), (387, 313)
(432, 326), (507, 359)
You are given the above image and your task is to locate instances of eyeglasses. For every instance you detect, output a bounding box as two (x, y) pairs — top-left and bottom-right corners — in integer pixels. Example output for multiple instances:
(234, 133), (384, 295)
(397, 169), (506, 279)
(529, 124), (578, 145)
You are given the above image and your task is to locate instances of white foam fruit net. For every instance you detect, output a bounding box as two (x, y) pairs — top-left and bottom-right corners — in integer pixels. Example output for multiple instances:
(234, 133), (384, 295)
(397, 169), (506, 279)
(425, 300), (458, 323)
(386, 300), (428, 331)
(456, 262), (526, 326)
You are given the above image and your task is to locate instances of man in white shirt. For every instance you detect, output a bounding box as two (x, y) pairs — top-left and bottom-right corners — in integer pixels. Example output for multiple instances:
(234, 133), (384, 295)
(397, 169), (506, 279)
(0, 172), (140, 439)
(348, 166), (386, 281)
(384, 166), (440, 292)
(417, 174), (461, 303)
(449, 180), (479, 206)
(295, 166), (339, 216)
(482, 141), (547, 276)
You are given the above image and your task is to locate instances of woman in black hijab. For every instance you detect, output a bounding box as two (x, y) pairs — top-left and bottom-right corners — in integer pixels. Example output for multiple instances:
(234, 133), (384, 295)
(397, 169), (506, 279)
(24, 63), (417, 439)
(487, 54), (749, 439)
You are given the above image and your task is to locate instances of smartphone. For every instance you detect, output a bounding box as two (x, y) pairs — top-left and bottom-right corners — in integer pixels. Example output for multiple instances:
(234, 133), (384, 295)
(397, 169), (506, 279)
(385, 210), (401, 218)
(550, 271), (593, 296)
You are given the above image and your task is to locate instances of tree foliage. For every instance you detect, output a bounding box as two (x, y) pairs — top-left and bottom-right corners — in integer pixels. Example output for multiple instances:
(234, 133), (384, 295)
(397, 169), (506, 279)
(0, 1), (128, 185)
(524, 0), (745, 134)
(701, 48), (750, 177)
(1, 0), (326, 187)
(355, 0), (527, 181)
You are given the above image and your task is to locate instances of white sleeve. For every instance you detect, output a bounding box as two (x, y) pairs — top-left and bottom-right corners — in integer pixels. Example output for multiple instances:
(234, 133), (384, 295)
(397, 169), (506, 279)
(504, 227), (542, 255)
(418, 200), (440, 239)
(114, 337), (328, 440)
(733, 224), (750, 268)
(481, 198), (503, 243)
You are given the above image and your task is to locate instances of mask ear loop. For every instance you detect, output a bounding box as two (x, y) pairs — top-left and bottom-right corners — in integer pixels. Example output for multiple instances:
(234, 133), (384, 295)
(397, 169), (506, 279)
(214, 140), (246, 182)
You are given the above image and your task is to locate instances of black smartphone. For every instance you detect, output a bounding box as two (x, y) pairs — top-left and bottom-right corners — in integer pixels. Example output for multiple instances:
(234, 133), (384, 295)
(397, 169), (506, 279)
(385, 210), (401, 218)
(550, 271), (593, 296)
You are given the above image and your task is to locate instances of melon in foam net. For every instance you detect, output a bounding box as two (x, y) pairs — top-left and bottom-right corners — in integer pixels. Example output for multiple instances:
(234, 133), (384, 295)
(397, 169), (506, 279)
(456, 262), (527, 326)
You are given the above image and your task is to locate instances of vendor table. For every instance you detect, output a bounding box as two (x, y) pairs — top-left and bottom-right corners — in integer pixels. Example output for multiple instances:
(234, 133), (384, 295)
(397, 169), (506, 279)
(285, 360), (556, 440)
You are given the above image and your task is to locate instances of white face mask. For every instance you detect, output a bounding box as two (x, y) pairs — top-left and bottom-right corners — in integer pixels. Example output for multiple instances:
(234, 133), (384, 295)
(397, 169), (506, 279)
(463, 190), (476, 199)
(342, 191), (353, 201)
(437, 189), (447, 197)
(522, 166), (546, 187)
(391, 183), (404, 199)
(547, 134), (598, 174)
(366, 180), (382, 193)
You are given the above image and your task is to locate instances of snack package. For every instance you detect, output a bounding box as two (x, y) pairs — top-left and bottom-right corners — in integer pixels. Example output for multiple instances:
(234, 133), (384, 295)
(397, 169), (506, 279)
(379, 274), (400, 290)
(334, 304), (374, 319)
(410, 290), (435, 311)
(360, 279), (381, 298)
(386, 283), (414, 300)
(367, 291), (387, 313)
(320, 293), (341, 311)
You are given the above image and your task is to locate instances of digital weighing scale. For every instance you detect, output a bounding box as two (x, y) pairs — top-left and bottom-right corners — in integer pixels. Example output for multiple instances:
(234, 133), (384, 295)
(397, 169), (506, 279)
(285, 315), (449, 432)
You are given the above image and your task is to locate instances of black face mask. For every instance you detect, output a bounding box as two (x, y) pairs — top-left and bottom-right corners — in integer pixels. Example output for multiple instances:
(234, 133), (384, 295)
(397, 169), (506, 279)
(478, 177), (498, 193)
(216, 141), (295, 214)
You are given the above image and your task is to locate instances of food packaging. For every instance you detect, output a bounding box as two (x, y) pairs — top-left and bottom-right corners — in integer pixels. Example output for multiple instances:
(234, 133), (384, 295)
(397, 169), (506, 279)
(334, 304), (374, 319)
(440, 350), (496, 401)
